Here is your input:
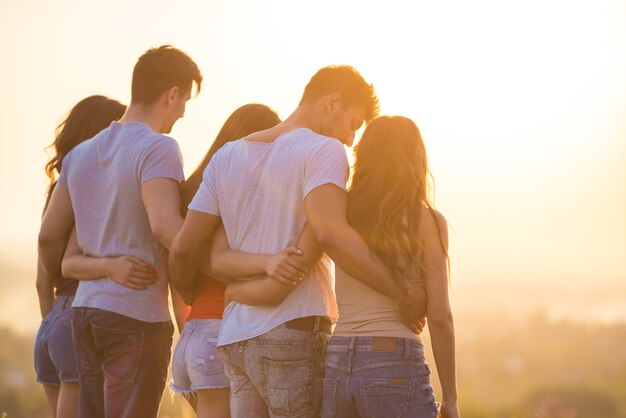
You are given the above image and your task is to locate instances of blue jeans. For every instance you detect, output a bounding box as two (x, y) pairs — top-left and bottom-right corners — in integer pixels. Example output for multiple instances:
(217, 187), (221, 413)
(34, 295), (78, 385)
(218, 318), (330, 418)
(72, 307), (174, 418)
(321, 336), (438, 418)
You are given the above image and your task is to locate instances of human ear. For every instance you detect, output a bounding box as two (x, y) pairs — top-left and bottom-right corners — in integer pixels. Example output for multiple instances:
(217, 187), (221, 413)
(325, 93), (341, 113)
(167, 86), (180, 105)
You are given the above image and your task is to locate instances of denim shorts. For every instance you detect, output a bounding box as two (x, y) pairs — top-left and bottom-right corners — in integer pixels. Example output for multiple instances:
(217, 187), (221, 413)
(171, 319), (230, 393)
(34, 295), (78, 385)
(322, 336), (439, 418)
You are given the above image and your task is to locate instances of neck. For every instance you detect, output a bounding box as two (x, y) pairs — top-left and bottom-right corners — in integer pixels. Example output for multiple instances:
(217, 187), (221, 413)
(279, 105), (321, 134)
(119, 104), (163, 133)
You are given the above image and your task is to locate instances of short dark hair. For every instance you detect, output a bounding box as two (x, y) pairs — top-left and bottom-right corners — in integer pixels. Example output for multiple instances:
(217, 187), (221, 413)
(300, 65), (379, 122)
(131, 45), (203, 106)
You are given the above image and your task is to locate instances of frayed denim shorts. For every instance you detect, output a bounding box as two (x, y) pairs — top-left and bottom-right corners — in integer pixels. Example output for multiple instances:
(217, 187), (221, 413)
(171, 318), (229, 394)
(34, 295), (78, 385)
(322, 336), (439, 418)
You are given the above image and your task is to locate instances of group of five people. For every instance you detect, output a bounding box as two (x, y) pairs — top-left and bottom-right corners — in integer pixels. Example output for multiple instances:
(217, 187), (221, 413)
(35, 45), (459, 418)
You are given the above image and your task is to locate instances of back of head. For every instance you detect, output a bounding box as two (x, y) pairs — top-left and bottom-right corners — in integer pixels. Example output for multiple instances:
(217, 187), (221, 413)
(131, 45), (203, 106)
(181, 104), (281, 209)
(300, 65), (380, 123)
(347, 116), (429, 287)
(45, 95), (126, 210)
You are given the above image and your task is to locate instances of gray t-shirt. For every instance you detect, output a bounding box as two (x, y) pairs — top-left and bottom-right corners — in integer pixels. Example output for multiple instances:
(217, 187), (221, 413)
(189, 128), (347, 346)
(58, 122), (184, 322)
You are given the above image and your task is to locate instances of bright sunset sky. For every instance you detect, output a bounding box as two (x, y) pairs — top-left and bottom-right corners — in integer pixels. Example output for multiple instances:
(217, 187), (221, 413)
(1, 0), (625, 330)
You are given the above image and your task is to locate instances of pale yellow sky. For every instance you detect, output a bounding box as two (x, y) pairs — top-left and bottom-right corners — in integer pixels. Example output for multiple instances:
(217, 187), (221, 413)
(1, 0), (625, 331)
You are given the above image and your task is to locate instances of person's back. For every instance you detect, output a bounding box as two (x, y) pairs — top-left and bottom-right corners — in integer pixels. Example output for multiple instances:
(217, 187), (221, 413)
(62, 122), (182, 321)
(173, 65), (388, 418)
(38, 45), (203, 418)
(192, 128), (345, 345)
(333, 265), (418, 339)
(320, 116), (459, 418)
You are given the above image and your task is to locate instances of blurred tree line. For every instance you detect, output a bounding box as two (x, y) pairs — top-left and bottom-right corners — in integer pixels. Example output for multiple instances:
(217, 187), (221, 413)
(1, 313), (625, 417)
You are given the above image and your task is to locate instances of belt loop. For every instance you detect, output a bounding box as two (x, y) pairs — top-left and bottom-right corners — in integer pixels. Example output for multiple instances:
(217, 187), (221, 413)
(313, 316), (320, 333)
(404, 338), (411, 360)
(348, 337), (357, 357)
(62, 296), (70, 310)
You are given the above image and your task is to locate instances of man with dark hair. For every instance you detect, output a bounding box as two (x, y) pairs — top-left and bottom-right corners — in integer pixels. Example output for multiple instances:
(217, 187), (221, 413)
(38, 45), (202, 418)
(170, 65), (423, 417)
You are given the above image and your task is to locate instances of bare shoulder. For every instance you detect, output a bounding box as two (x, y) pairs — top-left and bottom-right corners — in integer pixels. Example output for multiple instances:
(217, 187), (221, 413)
(419, 206), (448, 245)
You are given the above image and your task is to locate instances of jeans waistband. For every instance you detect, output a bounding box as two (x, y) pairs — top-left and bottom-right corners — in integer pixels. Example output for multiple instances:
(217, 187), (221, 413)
(327, 336), (423, 358)
(54, 295), (75, 311)
(184, 318), (222, 333)
(284, 316), (332, 334)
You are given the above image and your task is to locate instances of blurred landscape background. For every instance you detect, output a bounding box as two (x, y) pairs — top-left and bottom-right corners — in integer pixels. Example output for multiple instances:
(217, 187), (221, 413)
(1, 0), (625, 416)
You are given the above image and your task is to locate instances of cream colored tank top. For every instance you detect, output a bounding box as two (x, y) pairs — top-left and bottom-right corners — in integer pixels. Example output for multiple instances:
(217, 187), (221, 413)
(333, 265), (418, 339)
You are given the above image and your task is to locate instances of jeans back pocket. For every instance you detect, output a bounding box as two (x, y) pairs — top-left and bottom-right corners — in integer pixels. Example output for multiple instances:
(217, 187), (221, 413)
(92, 324), (145, 384)
(360, 377), (430, 418)
(261, 357), (314, 416)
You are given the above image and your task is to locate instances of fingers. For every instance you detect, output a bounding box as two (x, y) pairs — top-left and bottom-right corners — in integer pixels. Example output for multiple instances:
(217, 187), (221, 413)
(269, 268), (305, 286)
(130, 267), (158, 281)
(278, 264), (306, 280)
(125, 255), (150, 266)
(118, 280), (150, 290)
(278, 266), (306, 283)
(269, 274), (296, 286)
(281, 246), (303, 256)
(126, 256), (157, 273)
(280, 248), (307, 273)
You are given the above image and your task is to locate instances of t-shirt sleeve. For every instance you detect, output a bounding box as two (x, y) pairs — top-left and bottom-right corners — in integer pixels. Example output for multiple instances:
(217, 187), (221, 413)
(303, 139), (349, 198)
(188, 157), (220, 216)
(140, 136), (185, 184)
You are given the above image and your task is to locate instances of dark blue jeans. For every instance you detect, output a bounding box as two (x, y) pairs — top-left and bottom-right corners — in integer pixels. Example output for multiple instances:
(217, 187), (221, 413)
(321, 336), (439, 418)
(72, 307), (174, 418)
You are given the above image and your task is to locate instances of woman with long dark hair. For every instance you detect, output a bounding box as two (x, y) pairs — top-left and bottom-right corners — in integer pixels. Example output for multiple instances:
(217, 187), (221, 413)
(171, 103), (282, 418)
(34, 95), (127, 418)
(322, 116), (459, 418)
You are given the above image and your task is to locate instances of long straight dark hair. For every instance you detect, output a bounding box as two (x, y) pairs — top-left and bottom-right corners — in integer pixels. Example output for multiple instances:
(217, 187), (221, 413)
(347, 116), (448, 290)
(44, 95), (126, 211)
(180, 104), (281, 211)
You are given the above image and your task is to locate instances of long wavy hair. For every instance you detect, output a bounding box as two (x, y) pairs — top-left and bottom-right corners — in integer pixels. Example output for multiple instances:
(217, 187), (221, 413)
(44, 95), (126, 211)
(347, 116), (448, 291)
(180, 104), (281, 210)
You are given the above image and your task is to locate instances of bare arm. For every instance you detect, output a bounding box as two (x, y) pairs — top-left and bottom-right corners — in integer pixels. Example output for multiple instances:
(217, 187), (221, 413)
(211, 224), (308, 284)
(36, 260), (55, 318)
(224, 225), (323, 306)
(422, 209), (459, 418)
(37, 183), (75, 318)
(62, 228), (157, 290)
(169, 209), (221, 305)
(141, 178), (184, 250)
(38, 184), (75, 280)
(304, 185), (408, 299)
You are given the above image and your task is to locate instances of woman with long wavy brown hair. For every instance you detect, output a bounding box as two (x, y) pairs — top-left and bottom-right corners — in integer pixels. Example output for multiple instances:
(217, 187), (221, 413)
(35, 95), (127, 418)
(321, 116), (459, 418)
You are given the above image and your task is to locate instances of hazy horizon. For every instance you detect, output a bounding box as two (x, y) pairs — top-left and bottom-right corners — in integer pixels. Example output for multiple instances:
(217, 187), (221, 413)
(1, 0), (625, 342)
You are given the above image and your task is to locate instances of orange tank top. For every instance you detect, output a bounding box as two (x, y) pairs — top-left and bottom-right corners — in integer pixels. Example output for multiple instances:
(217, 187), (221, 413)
(187, 273), (227, 320)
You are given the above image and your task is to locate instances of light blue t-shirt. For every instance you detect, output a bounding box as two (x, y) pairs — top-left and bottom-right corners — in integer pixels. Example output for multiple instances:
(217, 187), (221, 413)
(189, 128), (348, 346)
(58, 122), (184, 322)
